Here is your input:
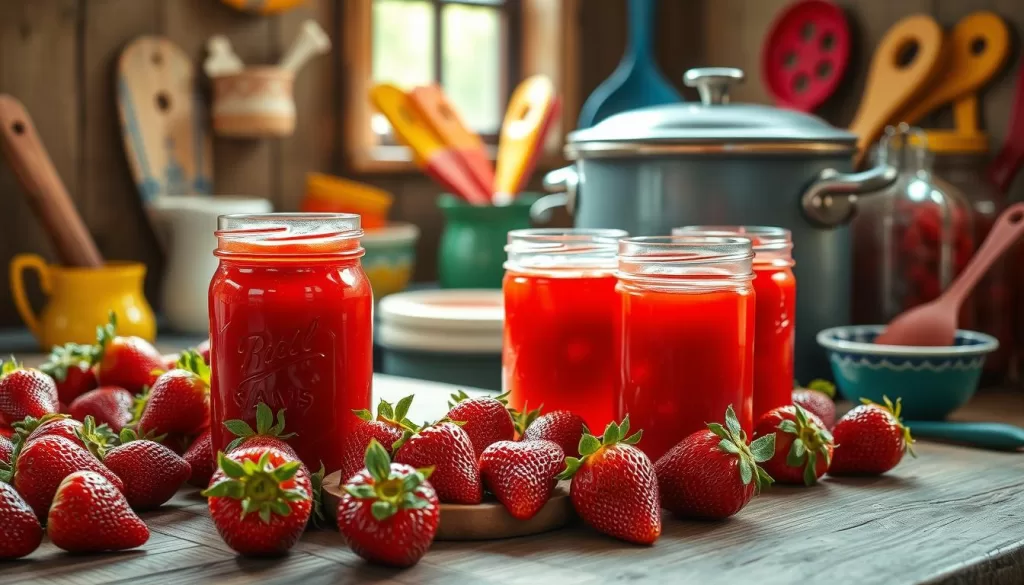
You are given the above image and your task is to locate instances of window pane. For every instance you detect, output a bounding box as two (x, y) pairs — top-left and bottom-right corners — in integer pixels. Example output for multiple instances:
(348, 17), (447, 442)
(441, 3), (502, 134)
(372, 0), (435, 86)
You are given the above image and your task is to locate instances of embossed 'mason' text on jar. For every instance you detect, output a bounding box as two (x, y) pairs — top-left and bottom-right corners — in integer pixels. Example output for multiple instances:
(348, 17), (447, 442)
(208, 213), (373, 474)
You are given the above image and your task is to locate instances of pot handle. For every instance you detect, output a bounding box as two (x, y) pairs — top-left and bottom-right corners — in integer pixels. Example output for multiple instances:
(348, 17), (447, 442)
(801, 158), (899, 227)
(531, 165), (579, 223)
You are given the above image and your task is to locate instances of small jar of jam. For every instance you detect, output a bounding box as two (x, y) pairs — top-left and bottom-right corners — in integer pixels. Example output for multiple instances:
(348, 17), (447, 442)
(503, 228), (627, 433)
(616, 236), (755, 461)
(209, 213), (373, 474)
(674, 226), (795, 423)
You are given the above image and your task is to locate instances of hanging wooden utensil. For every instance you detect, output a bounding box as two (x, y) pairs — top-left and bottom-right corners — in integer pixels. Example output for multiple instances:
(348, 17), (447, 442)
(493, 76), (558, 206)
(370, 83), (491, 205)
(117, 36), (213, 204)
(0, 95), (103, 267)
(408, 84), (495, 199)
(849, 14), (944, 168)
(893, 11), (1010, 127)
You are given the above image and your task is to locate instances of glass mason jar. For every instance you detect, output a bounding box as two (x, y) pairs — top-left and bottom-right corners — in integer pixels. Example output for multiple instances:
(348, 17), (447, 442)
(851, 126), (974, 329)
(503, 228), (627, 433)
(209, 213), (373, 474)
(616, 236), (756, 462)
(674, 226), (795, 423)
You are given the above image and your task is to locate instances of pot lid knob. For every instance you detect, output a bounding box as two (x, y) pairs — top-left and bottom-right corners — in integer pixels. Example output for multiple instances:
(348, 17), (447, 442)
(683, 68), (745, 105)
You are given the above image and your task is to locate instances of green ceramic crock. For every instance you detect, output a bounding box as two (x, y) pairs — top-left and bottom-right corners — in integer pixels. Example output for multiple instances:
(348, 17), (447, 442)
(437, 193), (538, 289)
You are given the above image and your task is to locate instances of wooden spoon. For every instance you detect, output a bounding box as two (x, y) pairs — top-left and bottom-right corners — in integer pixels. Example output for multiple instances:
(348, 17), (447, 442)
(875, 202), (1024, 346)
(0, 95), (103, 267)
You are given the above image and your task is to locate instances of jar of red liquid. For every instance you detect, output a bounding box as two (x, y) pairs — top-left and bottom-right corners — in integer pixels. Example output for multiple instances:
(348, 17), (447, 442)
(503, 228), (627, 433)
(674, 226), (795, 422)
(616, 236), (756, 462)
(209, 213), (373, 474)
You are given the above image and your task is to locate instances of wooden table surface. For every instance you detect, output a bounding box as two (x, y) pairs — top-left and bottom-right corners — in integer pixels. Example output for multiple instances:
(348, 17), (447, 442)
(6, 356), (1024, 584)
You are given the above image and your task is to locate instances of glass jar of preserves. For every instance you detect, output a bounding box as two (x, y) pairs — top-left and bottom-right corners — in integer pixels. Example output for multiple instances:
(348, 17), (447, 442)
(503, 228), (626, 433)
(616, 235), (755, 461)
(209, 213), (373, 474)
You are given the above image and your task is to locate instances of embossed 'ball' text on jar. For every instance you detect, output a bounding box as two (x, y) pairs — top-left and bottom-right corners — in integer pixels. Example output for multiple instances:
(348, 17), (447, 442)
(208, 213), (373, 474)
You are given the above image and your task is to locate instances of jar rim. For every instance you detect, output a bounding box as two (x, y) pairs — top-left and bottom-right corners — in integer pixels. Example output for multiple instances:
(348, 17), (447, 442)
(215, 213), (364, 259)
(505, 228), (626, 274)
(617, 236), (754, 287)
(618, 235), (754, 261)
(672, 225), (792, 253)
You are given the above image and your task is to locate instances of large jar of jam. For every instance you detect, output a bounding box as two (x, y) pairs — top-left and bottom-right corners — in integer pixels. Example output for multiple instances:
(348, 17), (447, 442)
(209, 213), (373, 474)
(503, 228), (626, 433)
(675, 226), (795, 422)
(616, 235), (756, 461)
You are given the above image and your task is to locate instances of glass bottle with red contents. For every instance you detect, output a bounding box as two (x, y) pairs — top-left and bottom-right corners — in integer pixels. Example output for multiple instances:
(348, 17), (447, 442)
(503, 228), (627, 433)
(208, 213), (373, 474)
(616, 236), (756, 462)
(675, 226), (795, 422)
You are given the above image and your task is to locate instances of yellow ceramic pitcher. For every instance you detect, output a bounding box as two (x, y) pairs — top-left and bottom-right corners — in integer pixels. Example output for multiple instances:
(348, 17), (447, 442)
(10, 254), (156, 349)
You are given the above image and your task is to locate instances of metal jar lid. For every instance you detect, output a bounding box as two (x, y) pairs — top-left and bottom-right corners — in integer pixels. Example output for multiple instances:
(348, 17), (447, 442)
(565, 68), (857, 159)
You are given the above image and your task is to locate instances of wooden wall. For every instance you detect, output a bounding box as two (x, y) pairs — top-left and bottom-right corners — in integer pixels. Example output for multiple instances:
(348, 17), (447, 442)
(1, 0), (1023, 329)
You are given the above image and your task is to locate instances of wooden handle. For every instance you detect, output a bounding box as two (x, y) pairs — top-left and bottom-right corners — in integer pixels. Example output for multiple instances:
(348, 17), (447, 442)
(494, 76), (556, 201)
(0, 95), (103, 267)
(849, 14), (944, 167)
(893, 11), (1009, 127)
(943, 202), (1024, 310)
(987, 60), (1024, 194)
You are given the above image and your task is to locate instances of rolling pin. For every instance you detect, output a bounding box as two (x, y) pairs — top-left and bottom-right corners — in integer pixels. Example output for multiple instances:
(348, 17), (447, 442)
(0, 95), (104, 267)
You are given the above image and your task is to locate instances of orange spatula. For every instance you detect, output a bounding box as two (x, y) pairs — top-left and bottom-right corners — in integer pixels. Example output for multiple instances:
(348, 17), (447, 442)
(369, 83), (490, 206)
(408, 84), (495, 199)
(493, 76), (558, 206)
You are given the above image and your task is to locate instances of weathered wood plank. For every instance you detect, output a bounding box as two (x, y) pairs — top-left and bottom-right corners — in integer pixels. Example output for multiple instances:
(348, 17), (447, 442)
(0, 0), (79, 329)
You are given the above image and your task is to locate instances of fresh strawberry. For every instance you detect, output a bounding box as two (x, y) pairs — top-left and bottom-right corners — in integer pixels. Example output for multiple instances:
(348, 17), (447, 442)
(15, 413), (116, 458)
(137, 350), (210, 436)
(829, 396), (915, 476)
(0, 434), (12, 466)
(480, 439), (563, 520)
(754, 405), (833, 486)
(203, 447), (312, 556)
(393, 421), (482, 504)
(162, 353), (180, 371)
(522, 410), (588, 458)
(792, 379), (837, 429)
(196, 339), (211, 364)
(557, 416), (661, 544)
(184, 429), (215, 487)
(103, 429), (192, 511)
(92, 313), (165, 392)
(0, 359), (59, 421)
(47, 470), (149, 552)
(337, 439), (439, 567)
(0, 482), (42, 559)
(655, 406), (775, 520)
(6, 435), (124, 519)
(68, 386), (134, 433)
(224, 402), (298, 459)
(446, 390), (515, 458)
(40, 343), (98, 405)
(339, 396), (417, 482)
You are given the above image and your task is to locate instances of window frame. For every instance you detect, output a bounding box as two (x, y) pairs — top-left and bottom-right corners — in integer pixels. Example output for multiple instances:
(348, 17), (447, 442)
(342, 0), (581, 174)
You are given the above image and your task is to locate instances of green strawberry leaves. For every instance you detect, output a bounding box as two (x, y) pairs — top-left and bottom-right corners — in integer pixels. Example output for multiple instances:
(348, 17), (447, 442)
(224, 402), (298, 452)
(176, 350), (211, 385)
(353, 395), (419, 433)
(807, 379), (836, 398)
(861, 395), (916, 458)
(775, 404), (833, 486)
(557, 416), (642, 481)
(202, 451), (310, 524)
(343, 439), (435, 522)
(511, 402), (542, 436)
(39, 342), (95, 381)
(713, 405), (776, 494)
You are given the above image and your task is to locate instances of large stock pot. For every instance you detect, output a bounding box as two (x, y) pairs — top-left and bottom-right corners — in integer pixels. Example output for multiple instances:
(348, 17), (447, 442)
(535, 68), (898, 382)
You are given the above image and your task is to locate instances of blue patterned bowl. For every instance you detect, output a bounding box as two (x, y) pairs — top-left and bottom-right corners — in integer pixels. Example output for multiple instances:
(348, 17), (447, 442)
(816, 326), (999, 420)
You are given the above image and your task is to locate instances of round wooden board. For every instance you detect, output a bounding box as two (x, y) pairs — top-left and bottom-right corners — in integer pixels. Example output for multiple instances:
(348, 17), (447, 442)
(322, 470), (573, 541)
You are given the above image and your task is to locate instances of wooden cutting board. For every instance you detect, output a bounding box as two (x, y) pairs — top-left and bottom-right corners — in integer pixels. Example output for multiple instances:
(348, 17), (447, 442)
(117, 36), (213, 204)
(322, 470), (574, 540)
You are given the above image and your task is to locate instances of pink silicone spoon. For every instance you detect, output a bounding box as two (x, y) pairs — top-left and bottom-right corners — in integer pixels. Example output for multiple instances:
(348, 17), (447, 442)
(875, 202), (1024, 346)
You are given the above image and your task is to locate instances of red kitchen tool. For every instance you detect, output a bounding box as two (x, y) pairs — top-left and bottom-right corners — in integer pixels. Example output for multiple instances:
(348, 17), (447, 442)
(370, 83), (490, 206)
(493, 76), (558, 206)
(761, 0), (851, 112)
(875, 203), (1024, 347)
(408, 84), (495, 200)
(987, 62), (1024, 194)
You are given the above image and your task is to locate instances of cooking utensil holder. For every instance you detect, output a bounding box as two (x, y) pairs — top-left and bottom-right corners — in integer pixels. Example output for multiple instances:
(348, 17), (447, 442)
(437, 193), (537, 289)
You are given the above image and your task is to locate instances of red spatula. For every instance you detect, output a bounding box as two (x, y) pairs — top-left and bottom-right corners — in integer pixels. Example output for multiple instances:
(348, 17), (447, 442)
(761, 0), (851, 112)
(987, 62), (1024, 194)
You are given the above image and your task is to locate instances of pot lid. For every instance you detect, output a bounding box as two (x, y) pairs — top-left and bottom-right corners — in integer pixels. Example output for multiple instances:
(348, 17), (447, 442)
(566, 68), (856, 158)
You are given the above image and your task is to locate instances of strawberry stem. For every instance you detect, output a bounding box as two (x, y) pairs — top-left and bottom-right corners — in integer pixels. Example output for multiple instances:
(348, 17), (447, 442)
(202, 451), (309, 524)
(556, 416), (642, 481)
(343, 439), (434, 521)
